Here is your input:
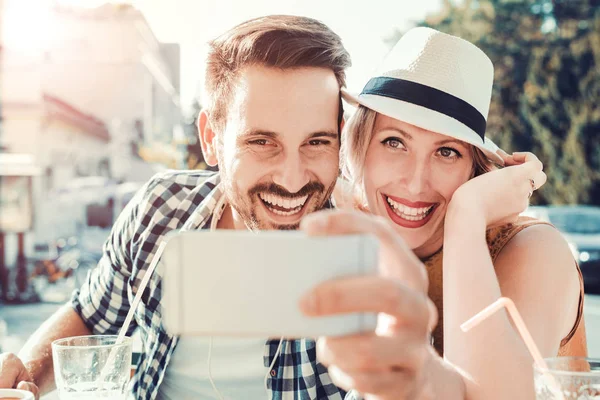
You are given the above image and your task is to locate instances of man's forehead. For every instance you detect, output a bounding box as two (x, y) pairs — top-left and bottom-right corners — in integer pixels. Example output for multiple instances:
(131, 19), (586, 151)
(236, 64), (339, 91)
(227, 65), (340, 138)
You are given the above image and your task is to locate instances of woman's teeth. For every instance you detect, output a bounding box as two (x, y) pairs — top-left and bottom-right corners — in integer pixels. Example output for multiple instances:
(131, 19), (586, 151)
(386, 197), (434, 221)
(259, 193), (309, 216)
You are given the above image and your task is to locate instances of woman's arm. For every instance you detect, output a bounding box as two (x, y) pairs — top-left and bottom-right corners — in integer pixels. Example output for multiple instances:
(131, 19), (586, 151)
(443, 198), (580, 400)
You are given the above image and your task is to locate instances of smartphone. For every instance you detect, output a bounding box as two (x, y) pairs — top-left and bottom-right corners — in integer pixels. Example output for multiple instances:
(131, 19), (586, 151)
(160, 230), (379, 338)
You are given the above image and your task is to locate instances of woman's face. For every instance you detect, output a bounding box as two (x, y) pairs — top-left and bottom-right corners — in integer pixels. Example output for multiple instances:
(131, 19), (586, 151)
(363, 113), (474, 258)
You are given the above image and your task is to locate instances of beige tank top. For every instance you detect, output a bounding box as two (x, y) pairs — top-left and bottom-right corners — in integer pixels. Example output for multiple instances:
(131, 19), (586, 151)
(423, 216), (587, 357)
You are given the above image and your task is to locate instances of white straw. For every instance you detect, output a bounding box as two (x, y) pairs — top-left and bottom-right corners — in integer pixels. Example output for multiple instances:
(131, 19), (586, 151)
(116, 241), (167, 344)
(462, 297), (565, 400)
(97, 241), (167, 387)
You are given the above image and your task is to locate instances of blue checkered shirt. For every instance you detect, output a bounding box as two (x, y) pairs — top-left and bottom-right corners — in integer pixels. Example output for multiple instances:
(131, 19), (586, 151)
(71, 170), (362, 400)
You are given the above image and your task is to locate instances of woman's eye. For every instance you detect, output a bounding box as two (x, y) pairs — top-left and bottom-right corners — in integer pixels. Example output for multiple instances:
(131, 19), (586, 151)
(438, 147), (462, 158)
(381, 137), (403, 149)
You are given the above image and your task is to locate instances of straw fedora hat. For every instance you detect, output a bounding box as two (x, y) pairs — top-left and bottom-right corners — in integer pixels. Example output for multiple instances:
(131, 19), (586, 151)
(342, 27), (504, 165)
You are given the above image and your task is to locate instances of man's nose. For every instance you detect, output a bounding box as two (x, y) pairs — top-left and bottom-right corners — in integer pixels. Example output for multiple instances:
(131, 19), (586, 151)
(272, 153), (310, 194)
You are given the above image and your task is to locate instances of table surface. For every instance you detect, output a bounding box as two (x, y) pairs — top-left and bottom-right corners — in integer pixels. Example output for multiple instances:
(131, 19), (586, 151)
(3, 296), (600, 399)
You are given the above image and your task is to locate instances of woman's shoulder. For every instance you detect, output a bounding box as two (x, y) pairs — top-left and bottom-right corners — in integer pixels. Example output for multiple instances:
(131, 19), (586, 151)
(485, 216), (555, 262)
(489, 219), (583, 357)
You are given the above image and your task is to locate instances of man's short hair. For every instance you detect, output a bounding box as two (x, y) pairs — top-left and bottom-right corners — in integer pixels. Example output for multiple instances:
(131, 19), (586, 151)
(204, 15), (352, 132)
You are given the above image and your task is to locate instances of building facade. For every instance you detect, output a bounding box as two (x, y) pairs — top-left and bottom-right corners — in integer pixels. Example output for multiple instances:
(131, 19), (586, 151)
(1, 0), (182, 253)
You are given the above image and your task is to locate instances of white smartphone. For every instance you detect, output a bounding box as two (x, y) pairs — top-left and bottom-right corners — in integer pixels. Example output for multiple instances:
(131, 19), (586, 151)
(160, 230), (379, 338)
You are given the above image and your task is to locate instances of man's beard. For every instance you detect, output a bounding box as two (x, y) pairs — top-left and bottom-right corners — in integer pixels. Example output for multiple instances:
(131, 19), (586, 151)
(223, 178), (335, 231)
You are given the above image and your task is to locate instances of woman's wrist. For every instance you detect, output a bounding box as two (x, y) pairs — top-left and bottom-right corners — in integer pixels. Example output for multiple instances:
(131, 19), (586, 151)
(446, 192), (487, 233)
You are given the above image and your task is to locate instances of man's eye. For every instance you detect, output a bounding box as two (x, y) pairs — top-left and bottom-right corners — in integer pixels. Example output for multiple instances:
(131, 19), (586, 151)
(308, 139), (330, 146)
(249, 139), (269, 146)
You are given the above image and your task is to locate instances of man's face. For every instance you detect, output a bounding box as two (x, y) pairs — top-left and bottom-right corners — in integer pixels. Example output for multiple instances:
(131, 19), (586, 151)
(213, 65), (341, 231)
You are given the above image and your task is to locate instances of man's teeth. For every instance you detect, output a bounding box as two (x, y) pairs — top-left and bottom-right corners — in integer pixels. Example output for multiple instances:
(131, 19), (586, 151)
(386, 197), (434, 221)
(259, 193), (309, 215)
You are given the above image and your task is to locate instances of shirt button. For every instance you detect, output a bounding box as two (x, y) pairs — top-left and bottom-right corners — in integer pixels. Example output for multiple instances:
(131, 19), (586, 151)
(270, 369), (277, 377)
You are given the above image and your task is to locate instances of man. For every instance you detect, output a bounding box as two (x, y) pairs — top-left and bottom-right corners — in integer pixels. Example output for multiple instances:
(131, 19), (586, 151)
(0, 16), (443, 400)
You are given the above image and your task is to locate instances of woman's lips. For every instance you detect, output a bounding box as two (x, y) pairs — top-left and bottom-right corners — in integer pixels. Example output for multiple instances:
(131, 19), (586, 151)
(382, 193), (437, 229)
(384, 193), (437, 208)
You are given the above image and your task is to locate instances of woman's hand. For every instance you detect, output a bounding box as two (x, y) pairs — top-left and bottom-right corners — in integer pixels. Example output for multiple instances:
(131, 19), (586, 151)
(299, 210), (437, 400)
(448, 151), (547, 228)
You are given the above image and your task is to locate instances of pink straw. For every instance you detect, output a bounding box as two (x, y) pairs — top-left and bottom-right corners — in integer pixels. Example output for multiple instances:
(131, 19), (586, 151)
(461, 297), (564, 399)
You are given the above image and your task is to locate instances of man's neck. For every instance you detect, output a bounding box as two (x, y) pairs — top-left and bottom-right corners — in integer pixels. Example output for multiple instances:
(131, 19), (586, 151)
(216, 204), (236, 230)
(216, 204), (251, 230)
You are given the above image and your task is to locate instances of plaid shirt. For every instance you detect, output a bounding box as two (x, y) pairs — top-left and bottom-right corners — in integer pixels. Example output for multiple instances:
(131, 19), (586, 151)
(71, 170), (362, 400)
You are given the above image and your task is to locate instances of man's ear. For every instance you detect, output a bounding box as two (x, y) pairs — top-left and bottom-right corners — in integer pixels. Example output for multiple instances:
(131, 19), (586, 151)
(198, 110), (218, 167)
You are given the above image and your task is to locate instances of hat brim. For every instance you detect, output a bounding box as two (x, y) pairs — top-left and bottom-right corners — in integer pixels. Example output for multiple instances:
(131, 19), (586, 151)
(342, 88), (504, 166)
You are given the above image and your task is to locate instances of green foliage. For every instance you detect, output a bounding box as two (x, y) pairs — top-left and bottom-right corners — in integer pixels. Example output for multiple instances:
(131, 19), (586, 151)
(387, 0), (600, 204)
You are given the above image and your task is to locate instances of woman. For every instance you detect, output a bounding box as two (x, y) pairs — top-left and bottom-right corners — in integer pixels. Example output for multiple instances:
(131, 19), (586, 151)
(333, 27), (586, 399)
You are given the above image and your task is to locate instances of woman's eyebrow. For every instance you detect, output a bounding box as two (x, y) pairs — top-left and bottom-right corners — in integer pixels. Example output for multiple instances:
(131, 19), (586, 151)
(375, 127), (413, 139)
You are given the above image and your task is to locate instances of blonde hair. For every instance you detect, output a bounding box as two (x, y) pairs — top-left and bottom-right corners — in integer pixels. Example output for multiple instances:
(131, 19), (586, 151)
(204, 15), (351, 133)
(341, 106), (496, 206)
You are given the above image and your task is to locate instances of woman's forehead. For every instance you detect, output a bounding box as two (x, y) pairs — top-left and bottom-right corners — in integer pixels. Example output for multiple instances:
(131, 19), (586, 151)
(373, 112), (469, 148)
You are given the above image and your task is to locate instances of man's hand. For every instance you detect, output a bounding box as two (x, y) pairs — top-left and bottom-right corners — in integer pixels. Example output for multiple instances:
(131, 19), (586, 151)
(299, 210), (437, 400)
(0, 353), (40, 399)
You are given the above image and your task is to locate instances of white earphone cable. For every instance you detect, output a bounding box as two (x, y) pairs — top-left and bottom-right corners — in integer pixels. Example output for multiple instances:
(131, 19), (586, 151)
(264, 337), (285, 394)
(207, 194), (281, 400)
(207, 336), (225, 400)
(207, 195), (228, 400)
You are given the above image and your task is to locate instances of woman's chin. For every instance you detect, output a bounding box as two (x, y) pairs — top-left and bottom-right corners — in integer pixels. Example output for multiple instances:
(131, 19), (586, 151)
(383, 213), (442, 257)
(387, 222), (427, 248)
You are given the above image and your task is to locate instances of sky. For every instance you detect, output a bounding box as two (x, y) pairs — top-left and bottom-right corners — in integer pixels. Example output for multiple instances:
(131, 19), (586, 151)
(56, 0), (444, 110)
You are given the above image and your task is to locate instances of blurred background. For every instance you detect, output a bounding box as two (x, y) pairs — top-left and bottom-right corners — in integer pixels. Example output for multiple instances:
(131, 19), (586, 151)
(0, 0), (598, 383)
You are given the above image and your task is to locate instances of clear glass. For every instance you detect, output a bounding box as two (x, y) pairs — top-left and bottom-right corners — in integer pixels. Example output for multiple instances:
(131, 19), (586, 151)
(534, 357), (600, 399)
(52, 335), (132, 400)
